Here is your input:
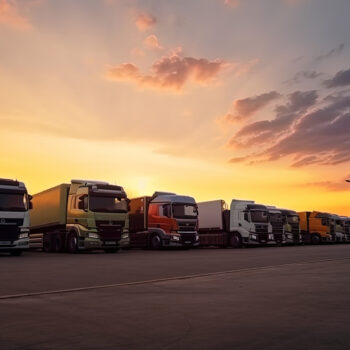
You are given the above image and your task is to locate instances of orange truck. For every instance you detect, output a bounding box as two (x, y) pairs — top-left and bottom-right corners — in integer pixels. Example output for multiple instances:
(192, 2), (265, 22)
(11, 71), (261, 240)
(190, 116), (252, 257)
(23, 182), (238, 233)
(128, 192), (199, 249)
(298, 211), (333, 244)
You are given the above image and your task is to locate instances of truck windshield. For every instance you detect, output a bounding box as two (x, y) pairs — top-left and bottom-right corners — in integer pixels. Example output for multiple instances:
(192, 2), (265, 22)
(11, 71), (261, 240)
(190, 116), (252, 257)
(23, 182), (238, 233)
(269, 213), (282, 222)
(172, 204), (198, 219)
(89, 195), (128, 213)
(287, 215), (299, 224)
(250, 210), (268, 223)
(0, 192), (28, 212)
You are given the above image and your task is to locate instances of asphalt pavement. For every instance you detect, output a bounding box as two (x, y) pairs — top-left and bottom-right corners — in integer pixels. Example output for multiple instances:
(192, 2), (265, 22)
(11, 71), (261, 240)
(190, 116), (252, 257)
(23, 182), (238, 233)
(1, 245), (350, 349)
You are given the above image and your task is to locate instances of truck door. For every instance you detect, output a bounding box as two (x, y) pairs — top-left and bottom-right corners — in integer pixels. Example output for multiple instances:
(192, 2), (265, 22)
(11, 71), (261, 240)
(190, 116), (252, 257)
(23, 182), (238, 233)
(148, 203), (172, 233)
(67, 187), (89, 227)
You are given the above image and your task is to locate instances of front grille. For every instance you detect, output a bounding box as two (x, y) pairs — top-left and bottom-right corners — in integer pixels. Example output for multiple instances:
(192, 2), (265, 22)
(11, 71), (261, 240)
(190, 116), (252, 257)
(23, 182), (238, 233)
(255, 225), (268, 234)
(0, 224), (21, 241)
(257, 233), (268, 242)
(271, 222), (283, 231)
(274, 233), (283, 242)
(180, 232), (196, 245)
(178, 221), (196, 232)
(0, 218), (23, 226)
(291, 224), (300, 234)
(96, 220), (124, 241)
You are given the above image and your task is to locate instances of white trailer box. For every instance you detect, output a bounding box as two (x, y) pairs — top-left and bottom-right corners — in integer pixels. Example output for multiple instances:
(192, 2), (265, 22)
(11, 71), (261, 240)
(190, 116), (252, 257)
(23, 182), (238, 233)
(198, 200), (224, 230)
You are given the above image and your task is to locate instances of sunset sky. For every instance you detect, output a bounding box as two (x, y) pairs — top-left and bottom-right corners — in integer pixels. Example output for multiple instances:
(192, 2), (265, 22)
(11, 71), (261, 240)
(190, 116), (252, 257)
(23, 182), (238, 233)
(1, 0), (350, 214)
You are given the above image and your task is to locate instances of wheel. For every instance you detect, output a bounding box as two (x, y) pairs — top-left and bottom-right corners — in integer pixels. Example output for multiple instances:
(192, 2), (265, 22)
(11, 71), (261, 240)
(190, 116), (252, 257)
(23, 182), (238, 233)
(10, 250), (22, 256)
(150, 234), (162, 250)
(54, 233), (65, 253)
(230, 233), (242, 248)
(104, 249), (118, 253)
(311, 234), (321, 245)
(67, 232), (79, 253)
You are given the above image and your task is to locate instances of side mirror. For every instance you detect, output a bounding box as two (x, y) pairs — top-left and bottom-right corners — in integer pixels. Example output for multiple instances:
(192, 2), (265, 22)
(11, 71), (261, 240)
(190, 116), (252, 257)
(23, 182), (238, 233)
(28, 195), (33, 210)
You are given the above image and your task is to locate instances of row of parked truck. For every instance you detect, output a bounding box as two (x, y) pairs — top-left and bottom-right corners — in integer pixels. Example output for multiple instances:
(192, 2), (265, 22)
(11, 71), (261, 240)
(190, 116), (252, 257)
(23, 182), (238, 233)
(0, 178), (349, 255)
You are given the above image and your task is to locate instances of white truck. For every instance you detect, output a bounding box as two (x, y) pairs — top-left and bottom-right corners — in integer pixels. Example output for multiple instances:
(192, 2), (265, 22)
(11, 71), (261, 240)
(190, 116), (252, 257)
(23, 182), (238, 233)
(197, 199), (274, 248)
(0, 178), (31, 256)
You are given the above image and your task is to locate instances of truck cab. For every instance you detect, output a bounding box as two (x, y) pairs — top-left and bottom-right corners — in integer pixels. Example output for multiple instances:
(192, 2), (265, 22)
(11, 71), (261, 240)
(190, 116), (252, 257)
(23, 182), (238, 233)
(266, 206), (285, 245)
(298, 211), (333, 244)
(278, 209), (302, 244)
(129, 192), (199, 249)
(230, 200), (274, 245)
(0, 178), (31, 256)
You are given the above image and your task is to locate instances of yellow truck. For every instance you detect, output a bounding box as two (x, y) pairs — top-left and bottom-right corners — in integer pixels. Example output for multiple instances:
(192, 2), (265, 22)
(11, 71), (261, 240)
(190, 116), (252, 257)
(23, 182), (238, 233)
(298, 211), (333, 244)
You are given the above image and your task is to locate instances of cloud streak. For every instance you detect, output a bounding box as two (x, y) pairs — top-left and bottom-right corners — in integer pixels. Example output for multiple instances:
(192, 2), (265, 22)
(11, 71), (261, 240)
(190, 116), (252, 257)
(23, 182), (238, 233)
(227, 92), (350, 167)
(323, 68), (350, 88)
(223, 91), (281, 123)
(228, 90), (318, 149)
(314, 43), (345, 63)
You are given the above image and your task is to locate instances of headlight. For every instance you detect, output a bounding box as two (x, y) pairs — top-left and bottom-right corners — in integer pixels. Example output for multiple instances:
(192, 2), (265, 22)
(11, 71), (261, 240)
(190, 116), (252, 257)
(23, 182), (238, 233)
(88, 232), (100, 239)
(250, 234), (257, 240)
(121, 233), (129, 239)
(195, 234), (199, 241)
(19, 232), (28, 239)
(269, 234), (274, 240)
(172, 235), (180, 241)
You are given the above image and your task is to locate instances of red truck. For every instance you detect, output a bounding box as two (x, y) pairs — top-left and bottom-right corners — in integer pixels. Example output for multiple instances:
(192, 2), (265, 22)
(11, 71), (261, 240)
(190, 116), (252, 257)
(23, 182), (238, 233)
(128, 192), (199, 249)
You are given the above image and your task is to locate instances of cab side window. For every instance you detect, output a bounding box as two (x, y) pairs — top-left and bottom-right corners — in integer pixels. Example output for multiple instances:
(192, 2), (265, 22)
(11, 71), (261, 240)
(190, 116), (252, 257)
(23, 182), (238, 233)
(244, 212), (249, 222)
(159, 204), (171, 218)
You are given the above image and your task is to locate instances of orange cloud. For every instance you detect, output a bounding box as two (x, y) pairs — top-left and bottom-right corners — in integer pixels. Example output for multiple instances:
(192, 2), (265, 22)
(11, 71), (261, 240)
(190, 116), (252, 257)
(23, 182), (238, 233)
(224, 0), (240, 8)
(0, 0), (31, 29)
(144, 34), (164, 50)
(107, 50), (231, 92)
(135, 12), (156, 32)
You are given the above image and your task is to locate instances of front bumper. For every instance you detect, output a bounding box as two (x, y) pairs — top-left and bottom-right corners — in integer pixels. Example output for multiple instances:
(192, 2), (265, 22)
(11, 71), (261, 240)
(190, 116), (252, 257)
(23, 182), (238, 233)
(244, 233), (275, 245)
(0, 238), (29, 251)
(284, 233), (302, 244)
(163, 232), (200, 248)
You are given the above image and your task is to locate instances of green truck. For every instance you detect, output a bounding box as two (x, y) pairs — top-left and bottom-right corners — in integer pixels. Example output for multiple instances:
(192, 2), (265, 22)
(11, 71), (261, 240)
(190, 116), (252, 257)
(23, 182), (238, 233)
(30, 179), (129, 253)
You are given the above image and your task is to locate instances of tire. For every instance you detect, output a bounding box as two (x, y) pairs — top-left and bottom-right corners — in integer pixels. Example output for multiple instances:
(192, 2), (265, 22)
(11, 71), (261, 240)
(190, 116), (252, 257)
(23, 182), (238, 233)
(54, 233), (65, 253)
(311, 234), (321, 245)
(230, 233), (242, 248)
(67, 232), (79, 253)
(10, 250), (22, 256)
(104, 249), (118, 253)
(150, 234), (162, 250)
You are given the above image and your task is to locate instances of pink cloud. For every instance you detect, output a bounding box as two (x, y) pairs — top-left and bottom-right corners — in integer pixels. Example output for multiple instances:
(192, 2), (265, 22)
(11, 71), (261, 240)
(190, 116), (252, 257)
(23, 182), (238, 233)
(144, 34), (164, 50)
(224, 0), (240, 8)
(135, 12), (156, 32)
(0, 0), (31, 29)
(107, 50), (231, 92)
